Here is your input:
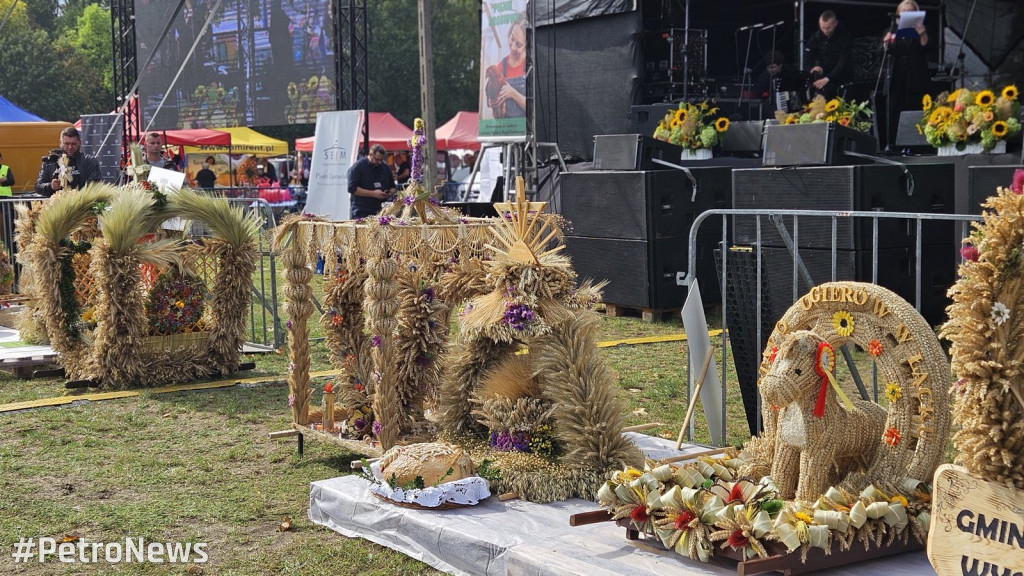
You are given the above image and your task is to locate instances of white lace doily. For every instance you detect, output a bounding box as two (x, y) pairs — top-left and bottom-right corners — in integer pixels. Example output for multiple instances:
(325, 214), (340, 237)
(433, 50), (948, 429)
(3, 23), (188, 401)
(367, 461), (492, 507)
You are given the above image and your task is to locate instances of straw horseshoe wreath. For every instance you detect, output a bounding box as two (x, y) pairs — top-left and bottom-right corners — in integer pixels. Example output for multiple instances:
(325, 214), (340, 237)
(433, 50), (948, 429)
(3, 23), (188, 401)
(598, 281), (951, 563)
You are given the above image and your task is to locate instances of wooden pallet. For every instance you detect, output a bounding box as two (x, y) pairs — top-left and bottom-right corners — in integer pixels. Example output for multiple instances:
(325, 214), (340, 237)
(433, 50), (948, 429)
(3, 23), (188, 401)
(602, 303), (681, 323)
(0, 346), (59, 379)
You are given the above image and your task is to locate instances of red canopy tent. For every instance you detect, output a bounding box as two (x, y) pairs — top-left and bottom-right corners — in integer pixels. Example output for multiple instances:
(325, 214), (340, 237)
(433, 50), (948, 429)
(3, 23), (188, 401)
(295, 112), (413, 153)
(160, 128), (232, 147)
(435, 111), (480, 151)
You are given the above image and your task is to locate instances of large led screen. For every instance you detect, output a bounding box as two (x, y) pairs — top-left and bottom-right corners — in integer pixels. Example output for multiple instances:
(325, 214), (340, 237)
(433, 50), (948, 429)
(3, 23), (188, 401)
(135, 0), (336, 129)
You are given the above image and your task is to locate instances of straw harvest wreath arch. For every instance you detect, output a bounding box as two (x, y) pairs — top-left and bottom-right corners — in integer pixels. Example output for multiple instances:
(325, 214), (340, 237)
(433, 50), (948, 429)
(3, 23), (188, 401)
(742, 281), (951, 500)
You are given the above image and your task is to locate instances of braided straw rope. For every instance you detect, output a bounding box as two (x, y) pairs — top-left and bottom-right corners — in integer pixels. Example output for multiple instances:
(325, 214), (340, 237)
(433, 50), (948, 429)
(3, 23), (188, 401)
(743, 281), (951, 501)
(941, 184), (1024, 488)
(365, 225), (403, 450)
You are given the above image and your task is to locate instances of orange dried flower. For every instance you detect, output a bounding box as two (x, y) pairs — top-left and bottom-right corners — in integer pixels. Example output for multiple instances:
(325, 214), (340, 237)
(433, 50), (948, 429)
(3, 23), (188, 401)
(867, 339), (883, 357)
(884, 427), (902, 446)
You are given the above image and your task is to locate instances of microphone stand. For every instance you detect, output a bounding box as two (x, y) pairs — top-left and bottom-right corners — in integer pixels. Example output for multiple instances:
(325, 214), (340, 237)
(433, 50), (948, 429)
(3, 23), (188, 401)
(738, 25), (760, 119)
(872, 17), (897, 153)
(950, 0), (980, 89)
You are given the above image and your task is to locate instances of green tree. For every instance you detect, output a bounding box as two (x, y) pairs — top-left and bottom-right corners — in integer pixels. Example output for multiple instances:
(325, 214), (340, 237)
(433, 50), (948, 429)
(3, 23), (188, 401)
(365, 0), (479, 130)
(0, 26), (66, 120)
(16, 0), (53, 29)
(59, 3), (114, 98)
(0, 0), (30, 31)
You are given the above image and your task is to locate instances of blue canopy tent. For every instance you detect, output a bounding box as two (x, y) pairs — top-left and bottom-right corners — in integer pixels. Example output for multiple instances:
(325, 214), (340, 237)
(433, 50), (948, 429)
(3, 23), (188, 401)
(0, 95), (45, 122)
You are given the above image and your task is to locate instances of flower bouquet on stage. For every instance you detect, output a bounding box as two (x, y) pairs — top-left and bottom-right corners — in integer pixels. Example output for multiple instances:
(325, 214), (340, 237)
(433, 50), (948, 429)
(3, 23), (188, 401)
(917, 85), (1020, 155)
(652, 102), (730, 160)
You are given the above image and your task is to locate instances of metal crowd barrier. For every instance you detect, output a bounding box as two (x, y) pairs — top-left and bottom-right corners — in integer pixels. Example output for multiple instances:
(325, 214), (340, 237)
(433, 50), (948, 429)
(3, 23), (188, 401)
(681, 208), (982, 445)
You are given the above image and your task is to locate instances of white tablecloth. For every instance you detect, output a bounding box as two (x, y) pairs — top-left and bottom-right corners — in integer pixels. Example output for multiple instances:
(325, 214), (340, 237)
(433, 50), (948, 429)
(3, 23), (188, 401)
(308, 435), (937, 576)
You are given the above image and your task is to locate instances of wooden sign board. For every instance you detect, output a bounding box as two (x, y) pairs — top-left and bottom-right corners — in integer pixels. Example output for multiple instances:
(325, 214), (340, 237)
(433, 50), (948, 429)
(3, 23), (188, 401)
(929, 464), (1024, 576)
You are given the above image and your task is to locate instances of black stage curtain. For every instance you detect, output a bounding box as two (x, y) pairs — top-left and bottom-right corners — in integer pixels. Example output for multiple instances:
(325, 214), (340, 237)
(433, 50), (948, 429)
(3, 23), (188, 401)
(535, 11), (643, 161)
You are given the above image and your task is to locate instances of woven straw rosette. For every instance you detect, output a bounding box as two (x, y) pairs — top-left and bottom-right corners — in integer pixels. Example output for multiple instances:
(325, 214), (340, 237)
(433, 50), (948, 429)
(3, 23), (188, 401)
(598, 281), (951, 564)
(941, 174), (1024, 488)
(363, 443), (491, 509)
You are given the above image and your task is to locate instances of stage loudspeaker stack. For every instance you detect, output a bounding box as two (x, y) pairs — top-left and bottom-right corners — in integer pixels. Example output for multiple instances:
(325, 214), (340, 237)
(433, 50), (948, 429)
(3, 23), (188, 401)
(592, 134), (682, 171)
(732, 163), (955, 250)
(967, 165), (1024, 214)
(561, 169), (732, 309)
(753, 245), (955, 326)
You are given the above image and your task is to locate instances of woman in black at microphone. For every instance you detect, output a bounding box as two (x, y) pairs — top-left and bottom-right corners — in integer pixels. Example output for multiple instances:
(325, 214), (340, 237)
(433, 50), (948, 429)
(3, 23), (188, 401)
(882, 0), (931, 151)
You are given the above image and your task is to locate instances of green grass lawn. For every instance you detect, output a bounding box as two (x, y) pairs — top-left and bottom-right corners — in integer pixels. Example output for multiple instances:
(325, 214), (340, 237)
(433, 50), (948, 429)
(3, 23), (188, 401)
(0, 311), (862, 574)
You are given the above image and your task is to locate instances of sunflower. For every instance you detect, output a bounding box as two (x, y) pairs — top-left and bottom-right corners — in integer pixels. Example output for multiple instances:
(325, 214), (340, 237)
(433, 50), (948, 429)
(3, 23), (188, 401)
(825, 99), (840, 112)
(922, 94), (933, 110)
(674, 108), (688, 124)
(992, 121), (1008, 137)
(974, 90), (995, 107)
(832, 310), (855, 337)
(929, 106), (951, 125)
(784, 115), (798, 125)
(884, 382), (903, 403)
(947, 89), (963, 103)
(1002, 85), (1018, 101)
(670, 117), (682, 129)
(714, 117), (730, 132)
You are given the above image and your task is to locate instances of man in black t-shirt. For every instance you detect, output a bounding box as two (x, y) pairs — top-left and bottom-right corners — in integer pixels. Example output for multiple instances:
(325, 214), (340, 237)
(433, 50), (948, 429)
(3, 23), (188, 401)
(347, 144), (396, 219)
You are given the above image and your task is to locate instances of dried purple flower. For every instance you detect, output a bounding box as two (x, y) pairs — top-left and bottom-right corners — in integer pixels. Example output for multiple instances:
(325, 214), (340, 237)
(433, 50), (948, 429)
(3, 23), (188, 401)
(372, 420), (383, 437)
(371, 335), (382, 347)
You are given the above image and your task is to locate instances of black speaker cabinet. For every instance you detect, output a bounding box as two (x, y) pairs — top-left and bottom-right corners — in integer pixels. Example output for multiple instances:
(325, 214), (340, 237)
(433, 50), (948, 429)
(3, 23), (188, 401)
(561, 169), (732, 240)
(629, 104), (675, 135)
(894, 110), (929, 147)
(441, 202), (499, 218)
(753, 245), (955, 325)
(732, 164), (955, 249)
(967, 165), (1023, 214)
(592, 134), (683, 170)
(563, 236), (719, 309)
(762, 123), (878, 166)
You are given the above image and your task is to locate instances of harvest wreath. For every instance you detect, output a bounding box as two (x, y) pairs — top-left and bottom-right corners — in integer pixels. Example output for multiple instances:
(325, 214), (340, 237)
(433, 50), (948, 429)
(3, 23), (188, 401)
(597, 281), (950, 569)
(16, 144), (259, 388)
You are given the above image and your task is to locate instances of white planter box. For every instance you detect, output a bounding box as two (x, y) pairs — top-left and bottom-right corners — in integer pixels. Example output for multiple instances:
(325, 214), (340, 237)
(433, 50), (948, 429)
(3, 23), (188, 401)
(681, 148), (713, 161)
(937, 140), (1007, 156)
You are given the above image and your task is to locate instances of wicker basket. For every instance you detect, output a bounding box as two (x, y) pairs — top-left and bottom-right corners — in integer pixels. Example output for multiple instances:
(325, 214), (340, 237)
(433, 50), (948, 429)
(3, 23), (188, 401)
(141, 331), (211, 353)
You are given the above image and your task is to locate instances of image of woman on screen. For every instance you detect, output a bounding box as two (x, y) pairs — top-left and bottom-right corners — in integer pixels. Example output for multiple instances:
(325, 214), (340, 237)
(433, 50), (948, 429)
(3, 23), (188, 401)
(486, 12), (527, 119)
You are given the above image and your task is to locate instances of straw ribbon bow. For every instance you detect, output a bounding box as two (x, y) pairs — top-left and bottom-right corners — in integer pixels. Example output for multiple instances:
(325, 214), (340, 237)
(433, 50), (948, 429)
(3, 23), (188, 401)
(813, 342), (855, 418)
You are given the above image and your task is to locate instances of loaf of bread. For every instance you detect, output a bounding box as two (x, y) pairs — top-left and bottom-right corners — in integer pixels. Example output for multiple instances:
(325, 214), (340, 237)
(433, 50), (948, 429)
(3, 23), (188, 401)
(378, 443), (475, 487)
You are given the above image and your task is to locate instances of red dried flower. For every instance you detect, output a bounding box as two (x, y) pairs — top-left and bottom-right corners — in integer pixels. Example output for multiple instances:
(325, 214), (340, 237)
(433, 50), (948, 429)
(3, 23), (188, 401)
(960, 244), (979, 262)
(630, 505), (650, 523)
(331, 313), (344, 326)
(674, 510), (696, 531)
(727, 529), (749, 549)
(867, 339), (883, 357)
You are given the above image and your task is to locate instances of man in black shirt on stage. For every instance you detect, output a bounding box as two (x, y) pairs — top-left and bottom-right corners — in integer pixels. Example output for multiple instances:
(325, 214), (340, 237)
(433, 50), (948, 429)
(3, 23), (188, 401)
(806, 10), (853, 100)
(347, 144), (396, 219)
